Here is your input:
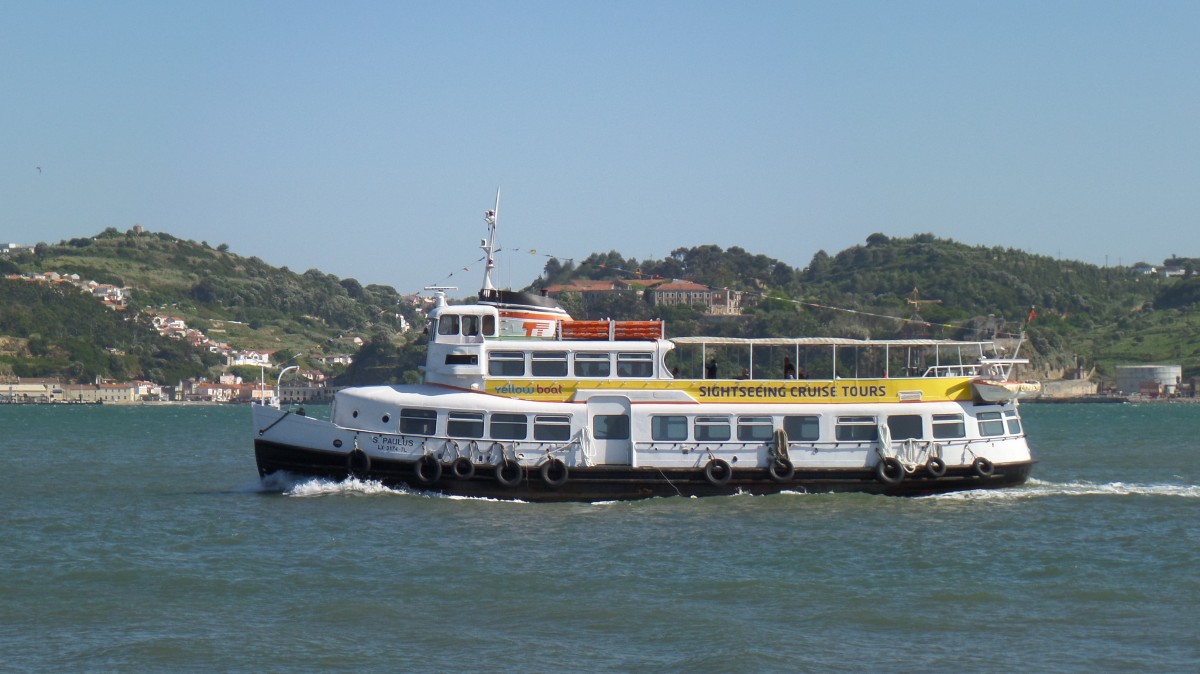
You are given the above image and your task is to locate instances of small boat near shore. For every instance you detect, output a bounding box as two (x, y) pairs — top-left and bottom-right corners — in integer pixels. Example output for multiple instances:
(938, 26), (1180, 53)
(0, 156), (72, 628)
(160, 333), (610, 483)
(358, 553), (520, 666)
(252, 199), (1036, 501)
(969, 357), (1043, 402)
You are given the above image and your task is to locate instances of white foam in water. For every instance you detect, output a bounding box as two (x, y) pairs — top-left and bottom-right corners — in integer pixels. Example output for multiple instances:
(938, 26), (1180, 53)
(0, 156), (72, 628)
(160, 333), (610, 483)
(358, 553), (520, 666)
(926, 478), (1200, 500)
(285, 477), (411, 497)
(274, 475), (530, 502)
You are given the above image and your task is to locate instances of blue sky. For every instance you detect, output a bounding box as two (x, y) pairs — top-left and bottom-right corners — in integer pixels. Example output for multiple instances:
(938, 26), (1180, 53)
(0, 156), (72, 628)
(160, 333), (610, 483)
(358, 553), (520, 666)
(4, 1), (1199, 294)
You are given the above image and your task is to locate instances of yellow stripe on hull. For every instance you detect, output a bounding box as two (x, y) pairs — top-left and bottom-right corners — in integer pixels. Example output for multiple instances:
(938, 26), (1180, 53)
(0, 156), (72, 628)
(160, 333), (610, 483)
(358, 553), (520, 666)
(485, 377), (976, 404)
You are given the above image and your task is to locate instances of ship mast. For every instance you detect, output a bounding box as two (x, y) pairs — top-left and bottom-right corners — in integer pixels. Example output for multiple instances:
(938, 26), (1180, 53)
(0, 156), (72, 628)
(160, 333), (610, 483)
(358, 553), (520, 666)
(481, 189), (500, 294)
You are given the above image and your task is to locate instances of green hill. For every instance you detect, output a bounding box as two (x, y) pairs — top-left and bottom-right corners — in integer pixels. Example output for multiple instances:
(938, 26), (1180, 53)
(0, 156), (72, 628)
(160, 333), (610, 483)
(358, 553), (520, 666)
(1, 227), (423, 384)
(531, 234), (1197, 381)
(2, 227), (1196, 386)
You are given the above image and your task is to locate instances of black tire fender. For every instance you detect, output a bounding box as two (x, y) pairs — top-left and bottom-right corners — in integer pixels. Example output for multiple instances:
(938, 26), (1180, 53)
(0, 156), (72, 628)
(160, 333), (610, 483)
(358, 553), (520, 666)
(704, 458), (732, 486)
(415, 454), (442, 484)
(451, 456), (475, 480)
(539, 458), (569, 487)
(926, 456), (947, 478)
(973, 457), (995, 478)
(495, 458), (523, 487)
(346, 448), (370, 478)
(875, 456), (904, 485)
(768, 457), (795, 482)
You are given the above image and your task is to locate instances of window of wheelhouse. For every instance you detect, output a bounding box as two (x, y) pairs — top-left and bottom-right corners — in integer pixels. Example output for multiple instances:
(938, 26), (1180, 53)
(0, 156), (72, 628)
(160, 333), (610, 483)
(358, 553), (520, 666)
(447, 411), (484, 438)
(532, 351), (568, 377)
(461, 314), (480, 336)
(835, 415), (878, 441)
(594, 414), (629, 440)
(1004, 409), (1022, 435)
(977, 411), (1005, 437)
(695, 416), (731, 441)
(783, 415), (820, 441)
(886, 414), (923, 440)
(616, 352), (654, 378)
(400, 408), (437, 435)
(534, 415), (571, 441)
(932, 413), (965, 439)
(651, 415), (688, 441)
(436, 315), (459, 336)
(489, 351), (526, 376)
(574, 353), (611, 377)
(737, 416), (774, 441)
(491, 413), (527, 440)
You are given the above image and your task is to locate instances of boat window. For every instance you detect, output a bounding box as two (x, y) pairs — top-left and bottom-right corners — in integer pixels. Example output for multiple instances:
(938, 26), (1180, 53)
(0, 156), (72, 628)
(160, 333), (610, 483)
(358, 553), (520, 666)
(534, 415), (572, 441)
(489, 351), (526, 377)
(445, 354), (478, 365)
(977, 411), (1005, 437)
(887, 414), (923, 441)
(437, 315), (459, 336)
(482, 314), (496, 336)
(461, 314), (480, 336)
(737, 416), (774, 441)
(400, 408), (438, 435)
(932, 413), (966, 439)
(695, 416), (731, 442)
(616, 352), (654, 378)
(594, 414), (630, 440)
(447, 411), (484, 438)
(532, 351), (569, 377)
(1004, 409), (1022, 435)
(835, 415), (878, 442)
(574, 353), (611, 378)
(651, 415), (688, 442)
(491, 413), (528, 440)
(783, 415), (820, 441)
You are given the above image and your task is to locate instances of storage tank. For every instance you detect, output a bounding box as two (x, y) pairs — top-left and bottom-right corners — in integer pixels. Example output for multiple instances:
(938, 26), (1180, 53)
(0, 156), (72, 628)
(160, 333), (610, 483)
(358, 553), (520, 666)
(1114, 364), (1182, 396)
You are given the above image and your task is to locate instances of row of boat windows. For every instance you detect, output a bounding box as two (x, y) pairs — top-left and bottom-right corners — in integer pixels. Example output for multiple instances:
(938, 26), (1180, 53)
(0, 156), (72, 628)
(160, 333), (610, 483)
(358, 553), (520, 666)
(389, 408), (1023, 442)
(471, 351), (656, 378)
(436, 314), (496, 337)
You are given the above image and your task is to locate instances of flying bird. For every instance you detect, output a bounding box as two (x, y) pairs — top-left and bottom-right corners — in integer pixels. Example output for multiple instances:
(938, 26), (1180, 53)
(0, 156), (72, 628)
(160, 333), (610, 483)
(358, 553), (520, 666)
(36, 166), (41, 173)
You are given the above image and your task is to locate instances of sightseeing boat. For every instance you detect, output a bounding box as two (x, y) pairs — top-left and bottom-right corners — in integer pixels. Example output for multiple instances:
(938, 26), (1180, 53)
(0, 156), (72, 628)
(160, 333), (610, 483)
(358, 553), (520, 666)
(251, 202), (1036, 501)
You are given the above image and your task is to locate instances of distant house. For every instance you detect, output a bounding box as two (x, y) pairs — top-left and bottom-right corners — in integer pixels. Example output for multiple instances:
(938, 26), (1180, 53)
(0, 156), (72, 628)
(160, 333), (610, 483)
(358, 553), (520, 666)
(1, 378), (63, 403)
(649, 280), (712, 308)
(709, 288), (745, 315)
(229, 350), (275, 367)
(1, 243), (35, 255)
(280, 382), (336, 404)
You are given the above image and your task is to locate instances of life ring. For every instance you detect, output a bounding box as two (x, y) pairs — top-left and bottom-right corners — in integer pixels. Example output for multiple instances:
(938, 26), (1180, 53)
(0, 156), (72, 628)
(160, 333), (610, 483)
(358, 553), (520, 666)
(451, 456), (475, 480)
(346, 448), (370, 478)
(925, 457), (947, 478)
(539, 458), (569, 487)
(875, 457), (904, 485)
(495, 458), (522, 487)
(704, 458), (732, 486)
(415, 454), (442, 484)
(768, 457), (795, 482)
(973, 457), (995, 477)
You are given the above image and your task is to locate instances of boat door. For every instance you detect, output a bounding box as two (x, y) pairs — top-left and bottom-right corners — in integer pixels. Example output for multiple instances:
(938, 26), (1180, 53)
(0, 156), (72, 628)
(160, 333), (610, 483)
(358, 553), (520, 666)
(586, 395), (632, 465)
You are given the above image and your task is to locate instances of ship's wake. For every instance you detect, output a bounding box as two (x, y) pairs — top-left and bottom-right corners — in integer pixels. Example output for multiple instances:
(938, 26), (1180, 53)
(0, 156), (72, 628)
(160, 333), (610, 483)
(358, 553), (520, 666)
(926, 478), (1200, 500)
(262, 473), (526, 502)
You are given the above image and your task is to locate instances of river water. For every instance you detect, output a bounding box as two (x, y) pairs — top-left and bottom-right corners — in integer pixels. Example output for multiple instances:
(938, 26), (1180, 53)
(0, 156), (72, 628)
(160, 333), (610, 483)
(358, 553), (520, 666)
(1, 403), (1197, 672)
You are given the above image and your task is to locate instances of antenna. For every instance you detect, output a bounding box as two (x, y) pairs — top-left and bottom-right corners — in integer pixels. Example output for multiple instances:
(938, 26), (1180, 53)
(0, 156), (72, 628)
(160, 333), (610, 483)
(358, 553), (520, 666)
(481, 188), (500, 293)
